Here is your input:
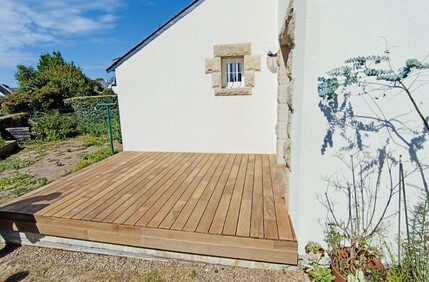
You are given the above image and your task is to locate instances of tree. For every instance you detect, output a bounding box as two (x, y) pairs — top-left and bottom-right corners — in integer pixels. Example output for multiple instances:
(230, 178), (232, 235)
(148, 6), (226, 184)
(2, 51), (97, 114)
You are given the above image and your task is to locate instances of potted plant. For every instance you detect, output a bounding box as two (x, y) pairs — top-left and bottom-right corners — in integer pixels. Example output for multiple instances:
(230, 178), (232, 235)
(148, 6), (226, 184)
(303, 241), (331, 281)
(308, 267), (336, 282)
(321, 153), (391, 281)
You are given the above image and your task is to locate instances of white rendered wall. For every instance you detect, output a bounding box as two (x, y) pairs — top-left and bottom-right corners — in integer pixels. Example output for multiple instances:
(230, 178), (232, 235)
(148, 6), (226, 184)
(115, 0), (279, 154)
(291, 0), (429, 254)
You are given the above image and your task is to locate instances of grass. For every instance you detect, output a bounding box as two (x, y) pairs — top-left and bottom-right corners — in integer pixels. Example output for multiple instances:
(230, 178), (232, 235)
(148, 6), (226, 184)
(0, 136), (5, 147)
(71, 146), (118, 173)
(0, 158), (37, 172)
(82, 134), (108, 148)
(0, 173), (47, 196)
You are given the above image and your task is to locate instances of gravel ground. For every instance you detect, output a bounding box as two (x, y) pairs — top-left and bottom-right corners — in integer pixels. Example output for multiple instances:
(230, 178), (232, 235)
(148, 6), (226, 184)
(0, 244), (304, 282)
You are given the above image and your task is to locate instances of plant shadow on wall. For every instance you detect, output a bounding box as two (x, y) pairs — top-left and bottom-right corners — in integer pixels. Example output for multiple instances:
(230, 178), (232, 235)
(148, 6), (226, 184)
(314, 49), (429, 281)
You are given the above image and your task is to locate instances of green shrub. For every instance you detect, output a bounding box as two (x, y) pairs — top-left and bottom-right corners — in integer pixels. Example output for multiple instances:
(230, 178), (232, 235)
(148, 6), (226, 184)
(0, 136), (5, 146)
(83, 134), (107, 148)
(0, 92), (32, 114)
(64, 95), (121, 141)
(32, 110), (78, 141)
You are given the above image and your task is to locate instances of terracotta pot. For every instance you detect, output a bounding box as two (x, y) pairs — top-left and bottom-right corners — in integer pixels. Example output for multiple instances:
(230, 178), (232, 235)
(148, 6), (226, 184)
(330, 257), (346, 282)
(330, 247), (384, 282)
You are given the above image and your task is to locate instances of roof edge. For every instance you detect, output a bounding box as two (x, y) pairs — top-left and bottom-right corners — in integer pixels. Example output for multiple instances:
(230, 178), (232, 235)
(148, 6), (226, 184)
(106, 0), (206, 73)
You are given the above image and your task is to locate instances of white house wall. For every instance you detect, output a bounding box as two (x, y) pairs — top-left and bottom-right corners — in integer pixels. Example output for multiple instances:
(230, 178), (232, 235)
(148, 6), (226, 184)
(291, 0), (429, 254)
(115, 0), (279, 154)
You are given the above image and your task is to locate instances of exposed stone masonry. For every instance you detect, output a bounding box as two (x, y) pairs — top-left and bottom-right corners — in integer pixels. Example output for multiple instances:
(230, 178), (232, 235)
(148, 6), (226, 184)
(205, 43), (260, 96)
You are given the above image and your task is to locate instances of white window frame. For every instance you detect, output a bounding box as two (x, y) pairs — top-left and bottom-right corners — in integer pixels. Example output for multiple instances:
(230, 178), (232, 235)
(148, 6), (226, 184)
(222, 58), (245, 88)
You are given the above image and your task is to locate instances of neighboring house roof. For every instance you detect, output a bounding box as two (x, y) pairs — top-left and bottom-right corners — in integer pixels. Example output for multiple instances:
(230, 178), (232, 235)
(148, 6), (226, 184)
(0, 84), (12, 97)
(106, 0), (206, 73)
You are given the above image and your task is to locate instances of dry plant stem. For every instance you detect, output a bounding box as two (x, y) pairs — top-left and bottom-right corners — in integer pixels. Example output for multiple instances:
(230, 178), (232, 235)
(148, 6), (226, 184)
(351, 156), (360, 235)
(398, 80), (429, 132)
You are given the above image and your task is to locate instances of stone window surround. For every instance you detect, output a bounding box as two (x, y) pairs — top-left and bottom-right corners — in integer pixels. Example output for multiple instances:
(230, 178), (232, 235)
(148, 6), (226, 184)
(205, 43), (261, 96)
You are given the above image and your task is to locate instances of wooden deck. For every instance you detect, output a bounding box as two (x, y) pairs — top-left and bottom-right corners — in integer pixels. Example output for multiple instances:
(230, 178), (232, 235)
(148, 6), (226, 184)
(0, 152), (297, 264)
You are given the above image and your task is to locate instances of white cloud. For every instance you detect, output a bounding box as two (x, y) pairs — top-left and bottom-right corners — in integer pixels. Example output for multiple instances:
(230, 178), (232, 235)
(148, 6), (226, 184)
(0, 0), (122, 67)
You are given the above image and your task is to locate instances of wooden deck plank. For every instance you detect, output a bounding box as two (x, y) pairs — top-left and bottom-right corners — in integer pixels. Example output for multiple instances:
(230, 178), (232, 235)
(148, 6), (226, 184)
(144, 154), (212, 228)
(158, 154), (216, 229)
(222, 154), (248, 236)
(135, 153), (208, 227)
(121, 153), (197, 225)
(20, 152), (142, 215)
(169, 154), (223, 230)
(236, 154), (255, 237)
(47, 152), (164, 219)
(195, 154), (236, 233)
(70, 152), (179, 220)
(1, 152), (134, 213)
(0, 215), (298, 265)
(269, 155), (294, 240)
(35, 152), (146, 217)
(262, 155), (279, 240)
(250, 155), (264, 239)
(181, 154), (226, 232)
(0, 152), (298, 265)
(83, 152), (188, 222)
(209, 154), (242, 234)
(101, 152), (185, 224)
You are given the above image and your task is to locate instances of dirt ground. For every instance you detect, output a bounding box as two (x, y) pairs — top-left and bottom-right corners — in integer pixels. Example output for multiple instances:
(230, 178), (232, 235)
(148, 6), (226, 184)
(0, 136), (122, 205)
(0, 244), (304, 282)
(0, 137), (304, 281)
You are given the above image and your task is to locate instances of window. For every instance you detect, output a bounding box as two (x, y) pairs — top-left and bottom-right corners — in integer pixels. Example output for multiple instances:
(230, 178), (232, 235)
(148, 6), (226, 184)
(223, 58), (244, 88)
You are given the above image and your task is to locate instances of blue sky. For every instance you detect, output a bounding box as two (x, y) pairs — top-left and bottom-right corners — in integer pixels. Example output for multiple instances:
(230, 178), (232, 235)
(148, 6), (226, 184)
(0, 0), (195, 87)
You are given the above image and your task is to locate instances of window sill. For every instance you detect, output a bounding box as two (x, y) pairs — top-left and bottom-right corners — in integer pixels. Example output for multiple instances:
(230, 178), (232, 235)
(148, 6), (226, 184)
(214, 87), (252, 96)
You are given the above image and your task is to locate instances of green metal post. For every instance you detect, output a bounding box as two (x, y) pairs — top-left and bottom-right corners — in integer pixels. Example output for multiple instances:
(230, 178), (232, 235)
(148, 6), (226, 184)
(97, 103), (117, 155)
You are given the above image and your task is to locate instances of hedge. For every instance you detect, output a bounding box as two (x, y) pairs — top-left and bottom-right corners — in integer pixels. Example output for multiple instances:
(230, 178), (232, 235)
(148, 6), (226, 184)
(64, 95), (121, 141)
(64, 95), (118, 121)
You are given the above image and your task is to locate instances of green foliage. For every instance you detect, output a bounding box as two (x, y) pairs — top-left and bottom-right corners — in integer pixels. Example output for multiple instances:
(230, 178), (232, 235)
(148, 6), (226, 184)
(302, 252), (329, 273)
(71, 146), (118, 173)
(32, 111), (78, 141)
(0, 92), (32, 114)
(64, 95), (121, 141)
(0, 136), (5, 146)
(102, 88), (115, 96)
(309, 267), (336, 282)
(401, 197), (429, 281)
(4, 51), (97, 114)
(0, 158), (37, 172)
(306, 241), (323, 254)
(347, 270), (366, 282)
(83, 134), (107, 148)
(0, 173), (47, 196)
